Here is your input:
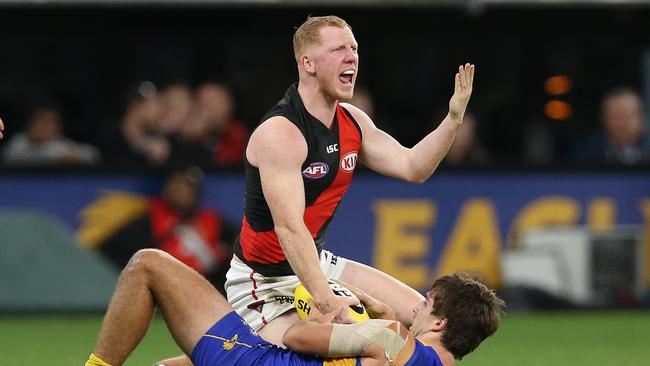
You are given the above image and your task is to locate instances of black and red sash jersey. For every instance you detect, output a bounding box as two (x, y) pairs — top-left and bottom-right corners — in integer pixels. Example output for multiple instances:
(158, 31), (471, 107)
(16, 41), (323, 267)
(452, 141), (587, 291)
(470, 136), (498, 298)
(233, 83), (363, 276)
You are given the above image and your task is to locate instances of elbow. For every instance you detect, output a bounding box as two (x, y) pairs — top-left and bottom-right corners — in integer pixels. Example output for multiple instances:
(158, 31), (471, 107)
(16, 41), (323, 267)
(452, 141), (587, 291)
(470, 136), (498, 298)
(274, 222), (299, 240)
(406, 168), (434, 184)
(404, 153), (437, 184)
(407, 174), (428, 184)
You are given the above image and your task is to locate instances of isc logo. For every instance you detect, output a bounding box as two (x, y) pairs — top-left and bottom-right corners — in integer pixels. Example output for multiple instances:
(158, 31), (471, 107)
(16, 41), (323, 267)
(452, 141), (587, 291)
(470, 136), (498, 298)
(340, 151), (358, 172)
(302, 162), (329, 179)
(296, 299), (311, 315)
(326, 144), (339, 154)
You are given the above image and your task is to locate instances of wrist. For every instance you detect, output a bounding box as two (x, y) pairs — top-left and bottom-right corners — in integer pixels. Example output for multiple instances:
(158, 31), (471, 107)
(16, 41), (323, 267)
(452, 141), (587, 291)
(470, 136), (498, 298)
(447, 111), (464, 125)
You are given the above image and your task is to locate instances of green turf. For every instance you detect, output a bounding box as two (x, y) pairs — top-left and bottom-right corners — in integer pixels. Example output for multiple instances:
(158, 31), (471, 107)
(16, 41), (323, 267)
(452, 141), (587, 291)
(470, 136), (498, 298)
(0, 311), (648, 366)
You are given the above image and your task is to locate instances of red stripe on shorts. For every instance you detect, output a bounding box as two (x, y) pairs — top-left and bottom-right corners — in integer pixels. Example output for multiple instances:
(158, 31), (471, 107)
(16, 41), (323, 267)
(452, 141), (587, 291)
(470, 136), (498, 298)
(250, 270), (258, 300)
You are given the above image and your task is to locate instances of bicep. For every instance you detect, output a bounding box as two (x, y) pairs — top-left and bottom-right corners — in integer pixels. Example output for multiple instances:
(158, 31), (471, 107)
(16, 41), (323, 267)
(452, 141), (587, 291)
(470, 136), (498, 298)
(253, 118), (308, 229)
(360, 127), (411, 180)
(340, 103), (412, 181)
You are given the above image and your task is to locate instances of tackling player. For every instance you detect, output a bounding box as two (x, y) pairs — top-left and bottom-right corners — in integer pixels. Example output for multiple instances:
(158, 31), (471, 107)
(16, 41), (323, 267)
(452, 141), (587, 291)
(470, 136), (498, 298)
(84, 249), (504, 366)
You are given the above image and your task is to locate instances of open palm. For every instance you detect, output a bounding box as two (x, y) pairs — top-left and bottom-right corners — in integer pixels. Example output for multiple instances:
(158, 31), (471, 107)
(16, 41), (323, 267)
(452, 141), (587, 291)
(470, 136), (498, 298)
(449, 63), (475, 122)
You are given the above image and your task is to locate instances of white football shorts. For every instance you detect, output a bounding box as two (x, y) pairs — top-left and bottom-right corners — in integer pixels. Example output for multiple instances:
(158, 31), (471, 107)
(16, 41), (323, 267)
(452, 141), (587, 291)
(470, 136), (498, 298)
(225, 250), (348, 331)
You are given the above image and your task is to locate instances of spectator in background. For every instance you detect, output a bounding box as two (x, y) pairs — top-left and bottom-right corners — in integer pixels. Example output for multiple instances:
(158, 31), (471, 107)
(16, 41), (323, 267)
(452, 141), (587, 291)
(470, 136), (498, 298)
(573, 87), (650, 165)
(77, 166), (238, 294)
(159, 84), (194, 139)
(181, 83), (249, 167)
(444, 112), (491, 166)
(120, 84), (168, 164)
(2, 104), (101, 165)
(121, 83), (198, 166)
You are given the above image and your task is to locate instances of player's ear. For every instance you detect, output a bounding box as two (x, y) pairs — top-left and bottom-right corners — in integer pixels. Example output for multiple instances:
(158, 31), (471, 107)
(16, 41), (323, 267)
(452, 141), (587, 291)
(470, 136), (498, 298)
(300, 54), (316, 74)
(431, 316), (447, 332)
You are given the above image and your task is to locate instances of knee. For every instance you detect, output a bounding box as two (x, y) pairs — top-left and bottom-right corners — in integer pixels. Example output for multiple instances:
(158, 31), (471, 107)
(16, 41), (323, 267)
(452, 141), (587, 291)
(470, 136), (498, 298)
(125, 248), (169, 276)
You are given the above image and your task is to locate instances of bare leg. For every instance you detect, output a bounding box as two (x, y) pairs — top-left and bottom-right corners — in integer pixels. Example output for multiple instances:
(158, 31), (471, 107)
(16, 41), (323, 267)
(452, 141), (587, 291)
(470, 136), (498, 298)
(154, 309), (300, 366)
(153, 355), (193, 366)
(339, 260), (425, 327)
(152, 259), (423, 366)
(92, 249), (232, 365)
(257, 309), (301, 346)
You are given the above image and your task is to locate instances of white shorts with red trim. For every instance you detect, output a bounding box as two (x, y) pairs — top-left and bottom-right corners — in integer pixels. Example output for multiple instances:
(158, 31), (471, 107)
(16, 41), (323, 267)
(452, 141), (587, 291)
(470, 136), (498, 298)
(224, 250), (348, 331)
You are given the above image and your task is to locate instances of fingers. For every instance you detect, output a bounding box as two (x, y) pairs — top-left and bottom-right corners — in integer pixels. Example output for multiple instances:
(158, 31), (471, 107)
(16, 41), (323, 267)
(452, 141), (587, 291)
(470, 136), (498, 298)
(334, 307), (355, 324)
(347, 287), (373, 307)
(469, 64), (475, 86)
(456, 63), (475, 94)
(0, 117), (4, 139)
(459, 64), (467, 91)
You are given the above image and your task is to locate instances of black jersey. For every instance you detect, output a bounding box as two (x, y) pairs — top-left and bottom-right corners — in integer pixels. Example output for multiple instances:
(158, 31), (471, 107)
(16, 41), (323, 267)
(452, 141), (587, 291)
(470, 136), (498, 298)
(234, 83), (363, 276)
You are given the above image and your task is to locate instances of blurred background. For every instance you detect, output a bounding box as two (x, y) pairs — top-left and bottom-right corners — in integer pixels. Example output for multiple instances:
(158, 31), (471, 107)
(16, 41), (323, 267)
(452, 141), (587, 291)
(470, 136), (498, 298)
(0, 0), (649, 365)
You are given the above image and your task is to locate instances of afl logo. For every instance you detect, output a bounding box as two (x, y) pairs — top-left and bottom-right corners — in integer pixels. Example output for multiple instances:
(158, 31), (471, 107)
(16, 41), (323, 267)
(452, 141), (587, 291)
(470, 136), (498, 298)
(302, 162), (329, 179)
(340, 151), (358, 172)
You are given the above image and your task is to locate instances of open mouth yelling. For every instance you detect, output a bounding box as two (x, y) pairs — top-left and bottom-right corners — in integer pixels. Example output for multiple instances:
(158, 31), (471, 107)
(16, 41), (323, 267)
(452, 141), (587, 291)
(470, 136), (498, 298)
(339, 69), (355, 85)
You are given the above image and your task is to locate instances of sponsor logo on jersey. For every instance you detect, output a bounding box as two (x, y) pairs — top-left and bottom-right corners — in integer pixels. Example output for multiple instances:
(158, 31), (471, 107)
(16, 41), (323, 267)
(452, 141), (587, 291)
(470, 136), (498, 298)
(302, 162), (329, 179)
(340, 151), (358, 172)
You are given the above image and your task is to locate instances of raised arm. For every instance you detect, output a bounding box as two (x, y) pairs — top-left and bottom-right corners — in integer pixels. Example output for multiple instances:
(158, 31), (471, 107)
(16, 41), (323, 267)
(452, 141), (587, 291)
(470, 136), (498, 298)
(248, 117), (356, 321)
(343, 63), (475, 183)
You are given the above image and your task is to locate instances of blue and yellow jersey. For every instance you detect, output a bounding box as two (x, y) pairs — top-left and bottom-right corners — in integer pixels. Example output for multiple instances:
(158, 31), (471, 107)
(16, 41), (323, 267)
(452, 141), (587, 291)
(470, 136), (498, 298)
(192, 311), (439, 366)
(403, 339), (443, 366)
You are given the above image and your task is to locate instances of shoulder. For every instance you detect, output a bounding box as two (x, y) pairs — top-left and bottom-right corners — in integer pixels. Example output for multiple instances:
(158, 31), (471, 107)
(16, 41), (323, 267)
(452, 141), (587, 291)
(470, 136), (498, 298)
(252, 116), (305, 143)
(339, 102), (375, 134)
(247, 116), (307, 166)
(339, 102), (369, 121)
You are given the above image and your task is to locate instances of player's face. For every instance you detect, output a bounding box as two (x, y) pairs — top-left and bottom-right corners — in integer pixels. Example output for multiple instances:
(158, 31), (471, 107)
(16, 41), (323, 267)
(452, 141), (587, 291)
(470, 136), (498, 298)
(311, 26), (358, 101)
(409, 291), (437, 337)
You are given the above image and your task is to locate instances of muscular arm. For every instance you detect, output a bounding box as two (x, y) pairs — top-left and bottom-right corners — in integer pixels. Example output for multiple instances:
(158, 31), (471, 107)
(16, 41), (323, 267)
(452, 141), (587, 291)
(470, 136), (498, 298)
(249, 117), (352, 313)
(344, 64), (475, 184)
(283, 318), (412, 364)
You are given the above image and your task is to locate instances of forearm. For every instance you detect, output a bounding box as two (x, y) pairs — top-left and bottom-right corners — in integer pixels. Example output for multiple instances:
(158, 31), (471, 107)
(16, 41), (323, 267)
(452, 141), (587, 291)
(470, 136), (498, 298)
(275, 224), (332, 302)
(407, 112), (461, 183)
(283, 319), (333, 355)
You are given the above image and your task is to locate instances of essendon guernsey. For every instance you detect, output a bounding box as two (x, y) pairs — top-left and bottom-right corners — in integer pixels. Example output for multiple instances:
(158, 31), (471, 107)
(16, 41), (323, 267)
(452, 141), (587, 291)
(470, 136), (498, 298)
(234, 84), (362, 276)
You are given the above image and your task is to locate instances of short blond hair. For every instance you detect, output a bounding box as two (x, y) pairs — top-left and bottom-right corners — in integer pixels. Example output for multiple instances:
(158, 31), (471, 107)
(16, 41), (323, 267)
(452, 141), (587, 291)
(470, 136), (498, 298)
(293, 15), (351, 62)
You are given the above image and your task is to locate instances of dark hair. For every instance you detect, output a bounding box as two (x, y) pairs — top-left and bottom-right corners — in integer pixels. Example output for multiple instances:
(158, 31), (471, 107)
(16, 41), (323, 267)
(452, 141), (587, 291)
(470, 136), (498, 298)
(431, 272), (505, 360)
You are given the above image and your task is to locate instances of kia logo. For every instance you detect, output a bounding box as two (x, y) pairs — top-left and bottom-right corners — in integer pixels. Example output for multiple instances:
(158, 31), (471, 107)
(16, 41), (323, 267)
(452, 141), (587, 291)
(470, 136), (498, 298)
(340, 152), (358, 172)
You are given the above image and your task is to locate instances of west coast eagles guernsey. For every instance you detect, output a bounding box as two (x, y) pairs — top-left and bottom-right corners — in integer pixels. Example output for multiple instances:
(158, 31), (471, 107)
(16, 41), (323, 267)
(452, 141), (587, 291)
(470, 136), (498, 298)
(192, 312), (444, 366)
(233, 83), (363, 276)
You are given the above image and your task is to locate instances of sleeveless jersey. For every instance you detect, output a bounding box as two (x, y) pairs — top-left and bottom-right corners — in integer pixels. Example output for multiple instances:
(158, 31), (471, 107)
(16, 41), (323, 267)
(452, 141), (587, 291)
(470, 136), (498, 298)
(233, 83), (363, 276)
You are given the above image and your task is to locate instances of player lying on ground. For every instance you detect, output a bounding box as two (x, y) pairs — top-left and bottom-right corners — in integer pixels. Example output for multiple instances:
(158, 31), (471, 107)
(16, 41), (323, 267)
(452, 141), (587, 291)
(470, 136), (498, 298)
(84, 249), (504, 366)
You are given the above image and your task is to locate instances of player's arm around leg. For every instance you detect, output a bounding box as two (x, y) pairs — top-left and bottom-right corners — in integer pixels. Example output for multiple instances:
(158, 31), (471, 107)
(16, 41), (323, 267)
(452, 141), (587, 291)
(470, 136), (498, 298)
(339, 260), (424, 328)
(283, 299), (413, 366)
(86, 249), (232, 366)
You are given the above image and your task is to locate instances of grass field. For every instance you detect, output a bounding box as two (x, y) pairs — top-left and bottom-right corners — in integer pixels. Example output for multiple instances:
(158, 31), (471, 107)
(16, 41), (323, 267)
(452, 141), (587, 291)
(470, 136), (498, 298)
(1, 311), (648, 366)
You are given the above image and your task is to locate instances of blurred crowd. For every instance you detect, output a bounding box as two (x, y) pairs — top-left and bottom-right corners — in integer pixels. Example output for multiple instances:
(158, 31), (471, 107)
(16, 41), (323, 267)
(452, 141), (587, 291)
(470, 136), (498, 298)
(1, 81), (649, 169)
(1, 81), (249, 169)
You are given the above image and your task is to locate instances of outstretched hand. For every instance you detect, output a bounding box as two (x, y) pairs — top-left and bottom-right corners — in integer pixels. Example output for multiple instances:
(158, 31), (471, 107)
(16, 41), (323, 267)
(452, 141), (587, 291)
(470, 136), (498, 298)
(0, 116), (4, 139)
(448, 63), (475, 123)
